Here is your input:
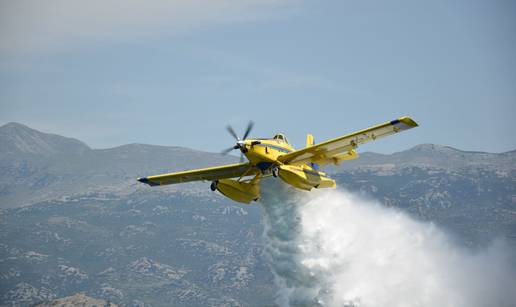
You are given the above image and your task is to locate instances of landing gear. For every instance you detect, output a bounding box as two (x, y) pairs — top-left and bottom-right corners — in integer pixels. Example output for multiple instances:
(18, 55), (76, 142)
(210, 180), (218, 191)
(271, 166), (279, 178)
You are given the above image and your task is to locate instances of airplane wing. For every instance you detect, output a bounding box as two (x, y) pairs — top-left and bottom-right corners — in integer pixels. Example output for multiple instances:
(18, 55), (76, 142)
(278, 116), (418, 165)
(137, 162), (258, 186)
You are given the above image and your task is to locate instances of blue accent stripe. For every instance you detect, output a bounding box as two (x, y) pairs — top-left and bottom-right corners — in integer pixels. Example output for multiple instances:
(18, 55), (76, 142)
(390, 119), (400, 125)
(303, 169), (322, 176)
(255, 143), (292, 153)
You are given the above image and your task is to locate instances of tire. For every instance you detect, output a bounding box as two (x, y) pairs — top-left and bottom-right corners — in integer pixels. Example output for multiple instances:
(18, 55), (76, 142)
(272, 167), (279, 178)
(210, 181), (218, 191)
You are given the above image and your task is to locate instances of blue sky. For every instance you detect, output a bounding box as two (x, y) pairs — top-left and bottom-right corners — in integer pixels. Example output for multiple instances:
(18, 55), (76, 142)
(1, 0), (515, 153)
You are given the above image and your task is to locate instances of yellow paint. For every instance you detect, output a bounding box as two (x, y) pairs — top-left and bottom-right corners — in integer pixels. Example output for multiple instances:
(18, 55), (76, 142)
(215, 179), (260, 204)
(278, 165), (336, 190)
(137, 116), (418, 204)
(306, 134), (314, 147)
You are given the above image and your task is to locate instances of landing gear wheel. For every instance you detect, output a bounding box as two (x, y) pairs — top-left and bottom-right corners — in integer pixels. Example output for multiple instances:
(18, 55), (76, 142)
(210, 180), (218, 191)
(272, 167), (279, 178)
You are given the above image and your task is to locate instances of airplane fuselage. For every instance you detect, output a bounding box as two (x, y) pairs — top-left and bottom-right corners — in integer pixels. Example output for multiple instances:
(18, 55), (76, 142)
(241, 138), (295, 171)
(230, 136), (336, 192)
(137, 117), (418, 204)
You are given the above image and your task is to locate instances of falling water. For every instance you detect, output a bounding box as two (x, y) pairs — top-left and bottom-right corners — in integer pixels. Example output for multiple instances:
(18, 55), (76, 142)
(259, 179), (516, 307)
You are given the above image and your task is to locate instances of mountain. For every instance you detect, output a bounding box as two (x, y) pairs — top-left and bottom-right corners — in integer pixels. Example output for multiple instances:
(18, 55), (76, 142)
(330, 144), (516, 246)
(34, 293), (118, 307)
(0, 123), (238, 208)
(0, 123), (90, 157)
(0, 185), (269, 306)
(334, 143), (515, 171)
(0, 122), (514, 306)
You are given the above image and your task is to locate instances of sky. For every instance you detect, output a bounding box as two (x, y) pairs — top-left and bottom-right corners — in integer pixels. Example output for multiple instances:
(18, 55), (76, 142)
(1, 0), (515, 154)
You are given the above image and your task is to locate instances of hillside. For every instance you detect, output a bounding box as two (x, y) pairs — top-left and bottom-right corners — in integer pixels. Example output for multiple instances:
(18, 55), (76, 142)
(332, 144), (515, 245)
(0, 122), (514, 306)
(34, 293), (118, 307)
(0, 123), (90, 157)
(335, 143), (515, 171)
(0, 123), (238, 208)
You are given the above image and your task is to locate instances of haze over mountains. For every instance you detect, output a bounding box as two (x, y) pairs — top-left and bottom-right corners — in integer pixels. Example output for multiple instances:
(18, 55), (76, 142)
(2, 122), (514, 208)
(0, 122), (239, 208)
(0, 122), (515, 306)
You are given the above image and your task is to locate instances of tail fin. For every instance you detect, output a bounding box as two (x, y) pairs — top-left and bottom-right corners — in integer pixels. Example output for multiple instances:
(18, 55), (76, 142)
(306, 134), (314, 147)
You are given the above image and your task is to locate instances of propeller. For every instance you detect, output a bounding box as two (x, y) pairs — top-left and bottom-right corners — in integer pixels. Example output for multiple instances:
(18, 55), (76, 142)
(221, 121), (254, 162)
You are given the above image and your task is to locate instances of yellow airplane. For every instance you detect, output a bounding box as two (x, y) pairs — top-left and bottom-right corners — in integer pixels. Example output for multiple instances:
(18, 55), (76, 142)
(137, 117), (418, 204)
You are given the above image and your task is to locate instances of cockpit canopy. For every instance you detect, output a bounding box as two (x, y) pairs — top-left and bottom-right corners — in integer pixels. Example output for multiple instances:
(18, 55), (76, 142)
(273, 133), (289, 144)
(256, 133), (290, 144)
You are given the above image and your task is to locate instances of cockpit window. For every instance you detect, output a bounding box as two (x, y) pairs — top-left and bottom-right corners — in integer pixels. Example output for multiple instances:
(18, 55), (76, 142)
(273, 134), (289, 143)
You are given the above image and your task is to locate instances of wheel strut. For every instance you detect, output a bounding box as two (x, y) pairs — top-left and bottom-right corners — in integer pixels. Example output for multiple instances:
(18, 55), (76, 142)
(272, 166), (279, 178)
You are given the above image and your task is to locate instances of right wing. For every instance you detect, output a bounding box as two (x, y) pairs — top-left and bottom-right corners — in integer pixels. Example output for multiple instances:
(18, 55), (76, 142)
(278, 116), (418, 166)
(137, 162), (258, 186)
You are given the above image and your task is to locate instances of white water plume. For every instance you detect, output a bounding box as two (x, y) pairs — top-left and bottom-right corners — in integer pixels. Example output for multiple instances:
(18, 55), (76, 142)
(259, 180), (516, 307)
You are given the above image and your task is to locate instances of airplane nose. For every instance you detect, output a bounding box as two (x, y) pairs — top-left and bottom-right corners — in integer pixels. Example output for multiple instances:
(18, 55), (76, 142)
(241, 144), (249, 153)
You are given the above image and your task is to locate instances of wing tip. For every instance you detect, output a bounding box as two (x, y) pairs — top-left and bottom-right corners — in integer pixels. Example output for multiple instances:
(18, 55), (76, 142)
(137, 177), (160, 186)
(397, 116), (418, 127)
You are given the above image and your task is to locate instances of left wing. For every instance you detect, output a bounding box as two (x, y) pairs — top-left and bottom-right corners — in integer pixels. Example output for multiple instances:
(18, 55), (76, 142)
(137, 162), (258, 186)
(278, 116), (418, 165)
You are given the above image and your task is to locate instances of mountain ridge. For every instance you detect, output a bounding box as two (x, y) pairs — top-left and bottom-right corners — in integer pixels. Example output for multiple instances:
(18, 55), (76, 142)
(1, 123), (514, 306)
(0, 122), (227, 157)
(340, 143), (515, 172)
(1, 122), (514, 208)
(3, 122), (515, 155)
(0, 122), (90, 156)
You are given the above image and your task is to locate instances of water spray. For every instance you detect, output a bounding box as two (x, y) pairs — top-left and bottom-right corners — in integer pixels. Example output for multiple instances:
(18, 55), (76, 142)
(259, 179), (516, 307)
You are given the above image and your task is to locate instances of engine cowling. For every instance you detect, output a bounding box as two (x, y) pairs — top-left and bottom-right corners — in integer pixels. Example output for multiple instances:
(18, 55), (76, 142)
(277, 165), (336, 190)
(212, 179), (260, 204)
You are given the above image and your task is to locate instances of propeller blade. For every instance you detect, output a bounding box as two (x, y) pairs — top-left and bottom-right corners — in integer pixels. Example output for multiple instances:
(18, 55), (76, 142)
(240, 152), (244, 163)
(226, 125), (239, 141)
(242, 120), (254, 140)
(220, 146), (235, 155)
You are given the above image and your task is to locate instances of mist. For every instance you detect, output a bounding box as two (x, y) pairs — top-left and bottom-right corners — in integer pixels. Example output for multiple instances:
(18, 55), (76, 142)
(259, 180), (516, 307)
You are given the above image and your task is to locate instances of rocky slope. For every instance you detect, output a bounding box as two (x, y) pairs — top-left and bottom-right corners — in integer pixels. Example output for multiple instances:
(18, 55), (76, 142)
(0, 123), (238, 208)
(0, 122), (514, 306)
(0, 122), (90, 157)
(332, 145), (515, 246)
(334, 143), (515, 172)
(34, 293), (118, 307)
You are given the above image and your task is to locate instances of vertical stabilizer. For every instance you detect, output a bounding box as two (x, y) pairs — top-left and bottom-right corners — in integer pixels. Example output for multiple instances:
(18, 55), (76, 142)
(306, 134), (314, 147)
